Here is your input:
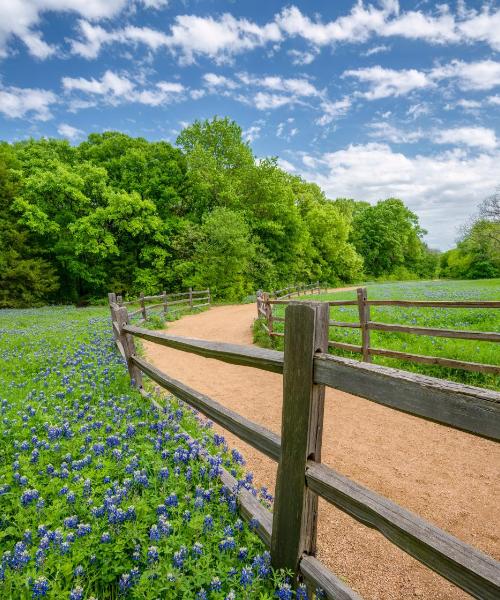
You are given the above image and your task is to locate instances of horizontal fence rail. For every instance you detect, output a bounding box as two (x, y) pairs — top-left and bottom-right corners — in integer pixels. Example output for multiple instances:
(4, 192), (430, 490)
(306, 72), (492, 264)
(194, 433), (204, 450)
(257, 286), (500, 376)
(110, 288), (210, 322)
(108, 297), (500, 599)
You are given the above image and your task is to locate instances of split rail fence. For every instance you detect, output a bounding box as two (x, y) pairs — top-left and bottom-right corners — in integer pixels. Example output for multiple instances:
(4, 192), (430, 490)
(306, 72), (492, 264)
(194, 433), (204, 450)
(257, 286), (500, 375)
(111, 288), (210, 323)
(108, 294), (500, 599)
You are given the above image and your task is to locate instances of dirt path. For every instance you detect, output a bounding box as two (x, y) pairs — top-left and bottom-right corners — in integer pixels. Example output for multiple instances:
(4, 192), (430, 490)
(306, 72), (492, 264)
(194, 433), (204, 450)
(143, 301), (500, 600)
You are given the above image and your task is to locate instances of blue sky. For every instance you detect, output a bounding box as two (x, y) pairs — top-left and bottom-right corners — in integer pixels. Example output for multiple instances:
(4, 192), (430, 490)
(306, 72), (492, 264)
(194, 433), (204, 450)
(1, 1), (499, 249)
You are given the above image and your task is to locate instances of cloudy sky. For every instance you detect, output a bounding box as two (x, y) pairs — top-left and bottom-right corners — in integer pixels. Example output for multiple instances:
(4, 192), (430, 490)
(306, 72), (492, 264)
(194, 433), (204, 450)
(1, 0), (499, 249)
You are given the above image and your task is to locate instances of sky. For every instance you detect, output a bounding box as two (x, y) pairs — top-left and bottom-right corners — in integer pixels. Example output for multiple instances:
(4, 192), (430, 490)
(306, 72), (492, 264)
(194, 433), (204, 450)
(1, 1), (499, 249)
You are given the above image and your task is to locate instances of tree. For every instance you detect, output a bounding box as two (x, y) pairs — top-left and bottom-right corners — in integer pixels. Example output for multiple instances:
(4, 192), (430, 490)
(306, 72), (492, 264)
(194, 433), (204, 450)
(0, 143), (59, 307)
(350, 198), (425, 277)
(190, 207), (256, 300)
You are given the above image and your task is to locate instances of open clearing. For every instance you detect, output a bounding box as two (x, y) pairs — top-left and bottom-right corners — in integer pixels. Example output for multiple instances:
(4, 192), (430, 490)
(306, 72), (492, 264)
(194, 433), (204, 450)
(144, 299), (500, 600)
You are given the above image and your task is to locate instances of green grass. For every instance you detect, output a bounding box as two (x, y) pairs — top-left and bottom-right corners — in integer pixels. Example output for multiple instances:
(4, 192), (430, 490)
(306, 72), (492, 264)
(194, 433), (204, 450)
(264, 279), (500, 390)
(0, 306), (295, 599)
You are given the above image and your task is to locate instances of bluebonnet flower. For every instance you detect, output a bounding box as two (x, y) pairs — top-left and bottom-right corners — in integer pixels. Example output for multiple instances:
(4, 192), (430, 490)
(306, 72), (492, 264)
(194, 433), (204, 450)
(64, 516), (78, 529)
(21, 488), (40, 506)
(166, 493), (178, 507)
(149, 525), (160, 540)
(100, 532), (111, 543)
(238, 547), (248, 561)
(196, 590), (208, 600)
(240, 567), (253, 588)
(296, 584), (309, 599)
(210, 577), (222, 591)
(76, 523), (91, 537)
(276, 584), (293, 599)
(74, 565), (84, 577)
(192, 542), (203, 557)
(203, 514), (213, 532)
(66, 491), (76, 504)
(158, 467), (169, 480)
(219, 537), (236, 552)
(31, 576), (49, 598)
(69, 586), (83, 600)
(147, 546), (159, 563)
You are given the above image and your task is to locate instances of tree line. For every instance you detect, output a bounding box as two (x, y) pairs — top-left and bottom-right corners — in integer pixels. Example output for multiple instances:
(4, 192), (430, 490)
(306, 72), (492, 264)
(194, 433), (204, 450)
(440, 192), (500, 280)
(0, 117), (469, 308)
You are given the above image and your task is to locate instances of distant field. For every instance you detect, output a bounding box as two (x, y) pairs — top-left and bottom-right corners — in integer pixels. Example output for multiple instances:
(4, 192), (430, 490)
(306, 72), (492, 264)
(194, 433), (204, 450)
(269, 279), (500, 390)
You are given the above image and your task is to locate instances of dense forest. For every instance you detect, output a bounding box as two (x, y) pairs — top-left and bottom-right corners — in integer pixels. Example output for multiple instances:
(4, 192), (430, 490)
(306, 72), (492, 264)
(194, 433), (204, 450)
(0, 117), (496, 307)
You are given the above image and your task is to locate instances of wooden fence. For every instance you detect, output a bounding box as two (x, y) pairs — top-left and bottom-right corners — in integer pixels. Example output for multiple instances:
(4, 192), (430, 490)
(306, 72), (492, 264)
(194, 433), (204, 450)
(110, 288), (210, 322)
(271, 281), (323, 299)
(108, 296), (500, 599)
(257, 286), (500, 375)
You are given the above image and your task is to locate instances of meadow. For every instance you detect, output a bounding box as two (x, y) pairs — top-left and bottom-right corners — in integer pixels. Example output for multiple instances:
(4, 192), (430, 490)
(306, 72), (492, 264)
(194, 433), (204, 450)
(266, 279), (500, 390)
(0, 307), (299, 599)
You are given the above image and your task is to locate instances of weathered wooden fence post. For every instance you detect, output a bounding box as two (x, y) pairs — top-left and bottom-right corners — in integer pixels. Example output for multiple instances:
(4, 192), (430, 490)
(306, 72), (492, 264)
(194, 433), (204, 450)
(140, 292), (147, 321)
(162, 291), (168, 316)
(256, 290), (263, 318)
(207, 288), (211, 306)
(189, 287), (193, 310)
(271, 301), (330, 574)
(357, 286), (371, 363)
(108, 293), (117, 340)
(261, 292), (272, 335)
(115, 306), (143, 388)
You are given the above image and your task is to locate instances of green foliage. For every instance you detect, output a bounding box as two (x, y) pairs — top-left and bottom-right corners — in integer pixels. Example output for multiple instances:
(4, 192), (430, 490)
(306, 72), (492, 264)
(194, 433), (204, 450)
(350, 198), (428, 278)
(1, 118), (467, 308)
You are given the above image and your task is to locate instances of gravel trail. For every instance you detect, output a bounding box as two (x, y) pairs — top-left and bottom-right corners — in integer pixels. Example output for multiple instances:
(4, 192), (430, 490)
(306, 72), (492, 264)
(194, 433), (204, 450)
(143, 299), (499, 600)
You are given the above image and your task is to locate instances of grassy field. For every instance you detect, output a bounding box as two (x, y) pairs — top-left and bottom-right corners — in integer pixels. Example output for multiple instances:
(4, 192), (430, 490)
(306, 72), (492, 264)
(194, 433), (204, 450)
(0, 307), (296, 599)
(265, 279), (500, 390)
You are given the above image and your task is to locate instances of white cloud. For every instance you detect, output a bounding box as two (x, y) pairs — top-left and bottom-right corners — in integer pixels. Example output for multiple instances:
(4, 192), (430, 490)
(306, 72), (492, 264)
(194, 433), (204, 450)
(368, 123), (497, 150)
(276, 3), (500, 52)
(57, 123), (84, 140)
(287, 49), (317, 65)
(0, 0), (131, 59)
(253, 92), (293, 110)
(242, 125), (261, 143)
(431, 59), (500, 91)
(362, 44), (390, 56)
(0, 85), (56, 120)
(297, 143), (500, 248)
(316, 97), (351, 126)
(202, 73), (239, 89)
(434, 126), (497, 150)
(62, 70), (185, 107)
(277, 158), (296, 172)
(63, 70), (135, 97)
(488, 95), (500, 106)
(344, 66), (433, 99)
(368, 122), (424, 144)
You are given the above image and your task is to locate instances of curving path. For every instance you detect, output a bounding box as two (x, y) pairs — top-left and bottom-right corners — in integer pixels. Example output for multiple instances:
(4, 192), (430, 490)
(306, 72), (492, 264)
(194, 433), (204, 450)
(143, 300), (500, 600)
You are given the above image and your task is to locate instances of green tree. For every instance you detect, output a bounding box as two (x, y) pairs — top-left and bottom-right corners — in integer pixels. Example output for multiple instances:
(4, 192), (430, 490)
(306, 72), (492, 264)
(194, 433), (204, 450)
(0, 143), (59, 307)
(350, 198), (425, 277)
(190, 207), (256, 300)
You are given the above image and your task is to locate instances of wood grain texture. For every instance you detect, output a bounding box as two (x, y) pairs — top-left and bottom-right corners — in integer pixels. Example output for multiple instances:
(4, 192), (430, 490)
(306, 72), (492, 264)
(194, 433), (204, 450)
(368, 346), (500, 374)
(368, 321), (500, 341)
(124, 325), (284, 373)
(271, 301), (330, 570)
(367, 299), (500, 308)
(306, 461), (500, 600)
(131, 355), (281, 461)
(357, 287), (371, 362)
(300, 555), (363, 600)
(314, 353), (500, 440)
(328, 340), (363, 353)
